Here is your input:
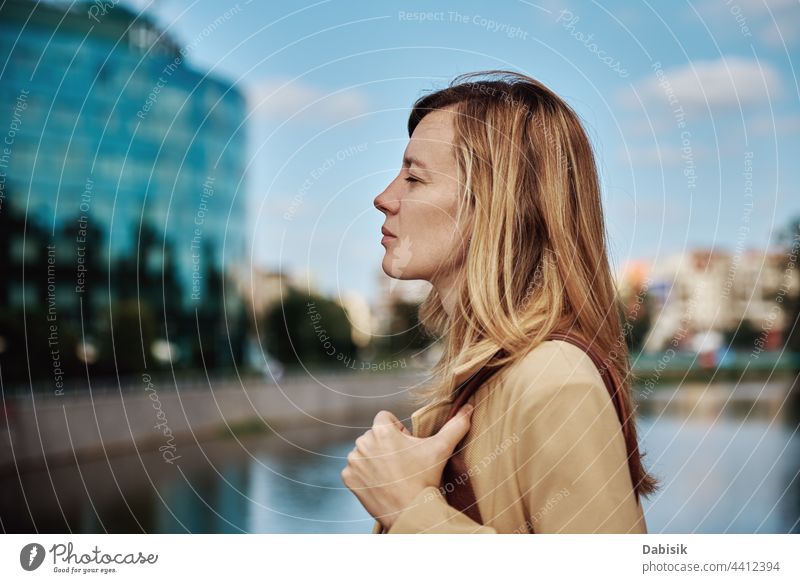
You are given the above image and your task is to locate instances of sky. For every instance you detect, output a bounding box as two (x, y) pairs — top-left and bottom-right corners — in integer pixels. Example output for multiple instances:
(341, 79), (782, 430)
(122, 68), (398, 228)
(119, 0), (799, 306)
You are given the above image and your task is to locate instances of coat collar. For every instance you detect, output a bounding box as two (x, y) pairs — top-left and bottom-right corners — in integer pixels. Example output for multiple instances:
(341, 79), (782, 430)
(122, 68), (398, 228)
(411, 398), (452, 438)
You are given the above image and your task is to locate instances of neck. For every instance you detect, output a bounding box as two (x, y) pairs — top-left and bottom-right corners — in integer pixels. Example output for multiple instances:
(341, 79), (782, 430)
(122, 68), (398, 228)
(432, 270), (460, 319)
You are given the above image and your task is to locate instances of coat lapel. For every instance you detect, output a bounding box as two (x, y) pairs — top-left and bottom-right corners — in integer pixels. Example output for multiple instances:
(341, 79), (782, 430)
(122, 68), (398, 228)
(411, 399), (450, 438)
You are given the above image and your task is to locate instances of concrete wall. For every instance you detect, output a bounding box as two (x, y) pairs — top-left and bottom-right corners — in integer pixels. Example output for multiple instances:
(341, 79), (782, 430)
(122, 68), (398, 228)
(0, 370), (429, 471)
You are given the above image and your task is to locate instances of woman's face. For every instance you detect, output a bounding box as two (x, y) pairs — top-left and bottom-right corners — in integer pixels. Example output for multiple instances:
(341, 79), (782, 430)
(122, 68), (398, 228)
(373, 107), (472, 285)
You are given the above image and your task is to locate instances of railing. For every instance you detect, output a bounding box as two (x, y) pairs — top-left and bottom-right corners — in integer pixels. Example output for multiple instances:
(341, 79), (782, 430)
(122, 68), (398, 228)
(1, 364), (433, 399)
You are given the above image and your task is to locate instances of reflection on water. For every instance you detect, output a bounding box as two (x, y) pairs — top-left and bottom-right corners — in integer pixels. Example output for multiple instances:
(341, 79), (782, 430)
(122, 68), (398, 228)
(638, 415), (800, 533)
(2, 380), (799, 533)
(151, 437), (373, 534)
(1, 424), (375, 534)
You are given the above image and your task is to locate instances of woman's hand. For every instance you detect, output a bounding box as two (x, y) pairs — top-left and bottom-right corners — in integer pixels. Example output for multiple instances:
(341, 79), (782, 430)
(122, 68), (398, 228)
(341, 404), (474, 530)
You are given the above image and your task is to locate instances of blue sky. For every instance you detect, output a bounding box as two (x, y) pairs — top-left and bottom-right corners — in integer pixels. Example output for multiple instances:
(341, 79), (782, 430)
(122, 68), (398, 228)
(127, 0), (799, 305)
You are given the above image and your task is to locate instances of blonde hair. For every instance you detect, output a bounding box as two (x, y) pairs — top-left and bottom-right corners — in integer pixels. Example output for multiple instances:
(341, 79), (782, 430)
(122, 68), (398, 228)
(408, 70), (658, 499)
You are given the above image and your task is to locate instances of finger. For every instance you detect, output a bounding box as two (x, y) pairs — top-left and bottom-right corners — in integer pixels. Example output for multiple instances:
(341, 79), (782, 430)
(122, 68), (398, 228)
(434, 404), (474, 451)
(373, 410), (409, 434)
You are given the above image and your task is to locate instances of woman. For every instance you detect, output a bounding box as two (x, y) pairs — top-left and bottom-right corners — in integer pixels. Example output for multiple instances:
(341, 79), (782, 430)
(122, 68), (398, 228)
(341, 70), (658, 534)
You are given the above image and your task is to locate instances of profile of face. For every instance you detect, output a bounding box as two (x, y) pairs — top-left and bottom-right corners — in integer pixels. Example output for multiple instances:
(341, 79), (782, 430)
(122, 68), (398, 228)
(373, 107), (473, 286)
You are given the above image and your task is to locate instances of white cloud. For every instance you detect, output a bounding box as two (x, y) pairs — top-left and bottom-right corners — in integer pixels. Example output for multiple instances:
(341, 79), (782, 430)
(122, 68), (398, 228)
(620, 57), (784, 112)
(749, 112), (800, 136)
(247, 78), (370, 125)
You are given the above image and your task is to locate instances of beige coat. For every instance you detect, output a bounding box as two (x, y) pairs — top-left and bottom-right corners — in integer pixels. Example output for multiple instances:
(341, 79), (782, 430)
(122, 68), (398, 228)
(372, 339), (648, 534)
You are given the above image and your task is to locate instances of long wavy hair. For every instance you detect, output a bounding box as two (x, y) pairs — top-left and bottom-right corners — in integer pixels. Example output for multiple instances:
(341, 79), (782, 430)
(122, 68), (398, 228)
(407, 70), (658, 499)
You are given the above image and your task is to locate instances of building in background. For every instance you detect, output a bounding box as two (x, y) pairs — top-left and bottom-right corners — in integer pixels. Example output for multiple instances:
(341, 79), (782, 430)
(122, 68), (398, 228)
(0, 0), (249, 384)
(340, 291), (372, 349)
(627, 249), (799, 353)
(372, 272), (430, 337)
(371, 271), (433, 359)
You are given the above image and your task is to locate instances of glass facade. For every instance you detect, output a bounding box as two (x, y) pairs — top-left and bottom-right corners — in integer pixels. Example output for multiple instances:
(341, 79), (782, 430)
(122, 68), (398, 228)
(0, 0), (249, 384)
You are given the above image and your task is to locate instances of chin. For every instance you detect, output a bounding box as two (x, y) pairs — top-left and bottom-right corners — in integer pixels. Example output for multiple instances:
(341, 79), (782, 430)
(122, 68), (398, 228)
(381, 255), (417, 280)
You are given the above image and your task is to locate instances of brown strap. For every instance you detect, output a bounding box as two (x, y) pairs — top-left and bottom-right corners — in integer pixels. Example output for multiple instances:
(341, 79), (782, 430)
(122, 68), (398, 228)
(440, 349), (509, 525)
(441, 330), (625, 531)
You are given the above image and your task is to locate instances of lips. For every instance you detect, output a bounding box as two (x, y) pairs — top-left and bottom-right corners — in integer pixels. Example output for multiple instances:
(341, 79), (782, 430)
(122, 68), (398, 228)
(381, 226), (396, 237)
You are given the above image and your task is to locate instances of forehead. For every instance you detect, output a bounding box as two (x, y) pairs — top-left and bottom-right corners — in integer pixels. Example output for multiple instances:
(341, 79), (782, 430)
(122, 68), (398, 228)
(405, 108), (457, 167)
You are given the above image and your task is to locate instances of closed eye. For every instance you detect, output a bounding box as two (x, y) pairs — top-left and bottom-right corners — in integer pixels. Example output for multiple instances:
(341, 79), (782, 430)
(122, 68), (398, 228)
(405, 176), (420, 183)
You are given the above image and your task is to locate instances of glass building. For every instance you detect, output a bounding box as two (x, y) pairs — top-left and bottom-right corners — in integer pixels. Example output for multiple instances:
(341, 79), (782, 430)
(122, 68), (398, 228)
(0, 0), (249, 385)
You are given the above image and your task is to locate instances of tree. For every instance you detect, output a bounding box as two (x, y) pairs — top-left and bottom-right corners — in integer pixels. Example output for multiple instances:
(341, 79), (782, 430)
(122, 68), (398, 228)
(261, 287), (355, 368)
(96, 299), (157, 376)
(778, 216), (800, 367)
(386, 300), (431, 354)
(621, 291), (653, 352)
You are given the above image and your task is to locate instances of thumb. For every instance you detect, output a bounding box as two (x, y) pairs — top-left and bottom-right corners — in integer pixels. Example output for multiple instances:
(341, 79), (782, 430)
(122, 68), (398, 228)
(374, 409), (411, 435)
(433, 404), (474, 452)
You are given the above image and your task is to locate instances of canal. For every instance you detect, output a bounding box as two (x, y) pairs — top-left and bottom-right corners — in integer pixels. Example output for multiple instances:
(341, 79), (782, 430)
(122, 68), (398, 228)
(2, 379), (798, 533)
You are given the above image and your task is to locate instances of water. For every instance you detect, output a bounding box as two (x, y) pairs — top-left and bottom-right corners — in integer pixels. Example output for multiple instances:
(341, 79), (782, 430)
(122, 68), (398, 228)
(638, 415), (800, 533)
(2, 381), (799, 533)
(1, 425), (375, 534)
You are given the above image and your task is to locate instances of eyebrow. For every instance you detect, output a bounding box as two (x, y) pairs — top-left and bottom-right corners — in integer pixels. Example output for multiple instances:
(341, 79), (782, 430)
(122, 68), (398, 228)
(402, 155), (430, 172)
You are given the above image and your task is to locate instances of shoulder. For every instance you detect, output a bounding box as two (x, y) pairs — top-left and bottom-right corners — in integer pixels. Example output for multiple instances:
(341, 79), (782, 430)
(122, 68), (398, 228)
(498, 340), (625, 463)
(504, 339), (606, 388)
(499, 339), (610, 411)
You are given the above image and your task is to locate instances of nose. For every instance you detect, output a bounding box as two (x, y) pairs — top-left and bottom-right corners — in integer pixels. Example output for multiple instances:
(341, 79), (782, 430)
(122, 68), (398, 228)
(373, 175), (400, 215)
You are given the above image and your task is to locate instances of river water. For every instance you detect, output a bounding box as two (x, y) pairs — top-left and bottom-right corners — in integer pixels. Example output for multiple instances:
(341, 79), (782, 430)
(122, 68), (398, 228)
(2, 380), (798, 533)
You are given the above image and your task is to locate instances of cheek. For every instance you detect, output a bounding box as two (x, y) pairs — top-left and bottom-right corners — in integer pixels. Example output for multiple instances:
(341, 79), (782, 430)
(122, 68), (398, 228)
(402, 188), (464, 253)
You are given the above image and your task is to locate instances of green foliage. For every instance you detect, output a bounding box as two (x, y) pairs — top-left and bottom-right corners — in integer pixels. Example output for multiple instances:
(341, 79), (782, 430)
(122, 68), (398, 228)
(0, 190), (247, 387)
(95, 300), (157, 376)
(622, 292), (652, 352)
(724, 319), (762, 350)
(0, 307), (82, 384)
(779, 217), (800, 360)
(261, 287), (355, 368)
(386, 300), (431, 353)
